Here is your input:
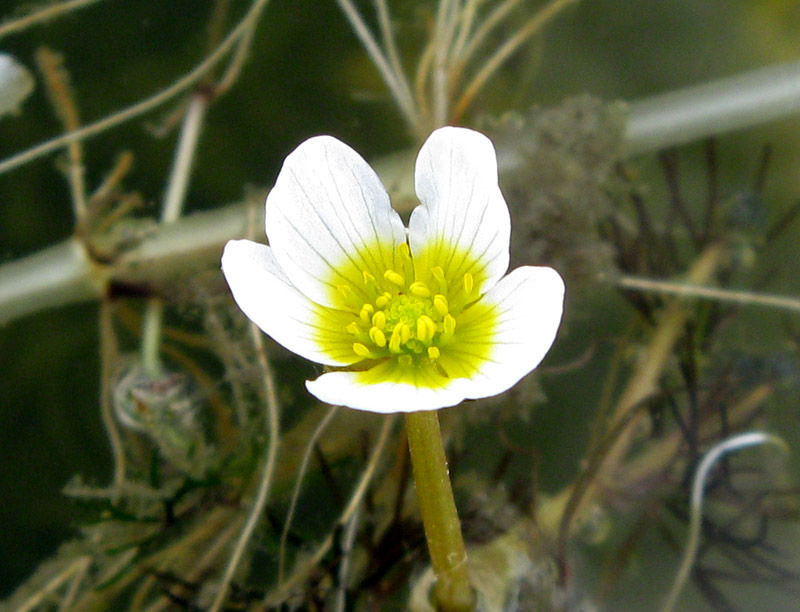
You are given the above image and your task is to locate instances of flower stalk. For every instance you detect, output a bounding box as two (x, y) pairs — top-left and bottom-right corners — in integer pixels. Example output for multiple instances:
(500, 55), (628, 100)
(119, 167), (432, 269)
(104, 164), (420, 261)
(406, 410), (474, 612)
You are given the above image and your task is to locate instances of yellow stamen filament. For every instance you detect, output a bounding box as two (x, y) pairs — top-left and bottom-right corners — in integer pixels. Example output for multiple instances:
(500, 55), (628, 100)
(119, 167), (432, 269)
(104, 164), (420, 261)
(346, 322), (360, 335)
(433, 294), (448, 316)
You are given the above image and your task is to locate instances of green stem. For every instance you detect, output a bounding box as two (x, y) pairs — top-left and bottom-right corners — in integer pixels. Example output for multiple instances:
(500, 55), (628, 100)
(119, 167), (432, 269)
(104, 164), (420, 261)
(405, 411), (474, 612)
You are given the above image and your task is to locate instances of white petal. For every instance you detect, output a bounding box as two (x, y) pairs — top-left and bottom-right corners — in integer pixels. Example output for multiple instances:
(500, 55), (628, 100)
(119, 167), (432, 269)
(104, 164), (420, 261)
(409, 127), (511, 292)
(448, 265), (565, 401)
(306, 360), (474, 413)
(221, 239), (358, 366)
(266, 135), (406, 309)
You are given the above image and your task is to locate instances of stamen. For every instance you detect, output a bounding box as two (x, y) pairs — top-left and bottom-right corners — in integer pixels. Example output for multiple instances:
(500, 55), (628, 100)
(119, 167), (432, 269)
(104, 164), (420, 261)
(427, 346), (440, 359)
(346, 322), (360, 335)
(463, 272), (474, 296)
(359, 304), (374, 325)
(432, 266), (447, 294)
(389, 326), (403, 353)
(398, 243), (411, 261)
(376, 292), (391, 308)
(433, 294), (448, 316)
(372, 311), (386, 329)
(443, 313), (456, 336)
(410, 281), (431, 298)
(416, 315), (436, 343)
(369, 327), (387, 348)
(384, 269), (405, 287)
(400, 324), (411, 344)
(353, 343), (371, 357)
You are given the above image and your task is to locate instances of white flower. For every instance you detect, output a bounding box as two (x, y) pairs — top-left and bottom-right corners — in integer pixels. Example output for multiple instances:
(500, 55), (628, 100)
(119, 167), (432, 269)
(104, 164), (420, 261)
(221, 127), (564, 413)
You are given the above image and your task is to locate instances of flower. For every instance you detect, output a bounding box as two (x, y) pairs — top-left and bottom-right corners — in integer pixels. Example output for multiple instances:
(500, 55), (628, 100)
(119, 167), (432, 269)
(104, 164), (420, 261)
(221, 127), (564, 413)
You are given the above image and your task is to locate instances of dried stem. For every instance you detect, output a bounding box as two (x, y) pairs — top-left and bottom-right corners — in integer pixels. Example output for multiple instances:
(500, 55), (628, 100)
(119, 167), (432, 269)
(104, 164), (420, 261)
(451, 0), (578, 122)
(208, 321), (281, 612)
(35, 47), (88, 222)
(278, 405), (341, 581)
(0, 0), (103, 41)
(264, 414), (396, 608)
(0, 0), (273, 176)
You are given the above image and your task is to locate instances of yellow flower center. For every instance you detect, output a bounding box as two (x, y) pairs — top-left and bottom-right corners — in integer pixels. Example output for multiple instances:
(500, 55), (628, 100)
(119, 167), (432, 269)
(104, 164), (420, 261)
(336, 243), (478, 369)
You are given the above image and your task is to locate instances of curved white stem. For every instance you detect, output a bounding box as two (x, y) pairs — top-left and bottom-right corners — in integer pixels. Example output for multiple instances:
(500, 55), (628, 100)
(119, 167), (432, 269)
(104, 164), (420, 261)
(660, 432), (789, 612)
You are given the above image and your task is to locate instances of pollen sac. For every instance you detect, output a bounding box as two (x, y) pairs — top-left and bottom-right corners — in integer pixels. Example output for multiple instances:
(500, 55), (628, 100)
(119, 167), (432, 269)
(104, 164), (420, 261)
(340, 255), (474, 367)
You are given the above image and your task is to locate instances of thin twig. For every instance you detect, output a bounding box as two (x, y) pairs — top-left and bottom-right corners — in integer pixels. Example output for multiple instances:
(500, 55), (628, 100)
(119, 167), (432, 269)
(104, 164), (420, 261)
(264, 414), (396, 608)
(617, 275), (800, 314)
(451, 0), (577, 121)
(279, 405), (341, 581)
(99, 302), (126, 493)
(35, 46), (88, 222)
(374, 0), (415, 124)
(208, 322), (281, 612)
(0, 0), (103, 40)
(334, 506), (361, 612)
(335, 0), (419, 135)
(432, 0), (459, 126)
(14, 556), (91, 612)
(0, 0), (273, 176)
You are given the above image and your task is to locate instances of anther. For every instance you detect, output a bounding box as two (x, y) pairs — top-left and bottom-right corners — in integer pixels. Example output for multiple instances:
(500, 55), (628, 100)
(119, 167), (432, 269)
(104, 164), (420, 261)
(359, 304), (374, 325)
(433, 294), (448, 316)
(409, 281), (431, 298)
(346, 322), (360, 335)
(416, 315), (436, 343)
(443, 313), (456, 336)
(353, 343), (371, 357)
(427, 346), (440, 359)
(432, 266), (447, 293)
(372, 311), (386, 329)
(389, 327), (403, 353)
(398, 354), (413, 367)
(384, 269), (405, 287)
(463, 272), (474, 295)
(400, 324), (411, 344)
(369, 327), (387, 348)
(375, 292), (391, 308)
